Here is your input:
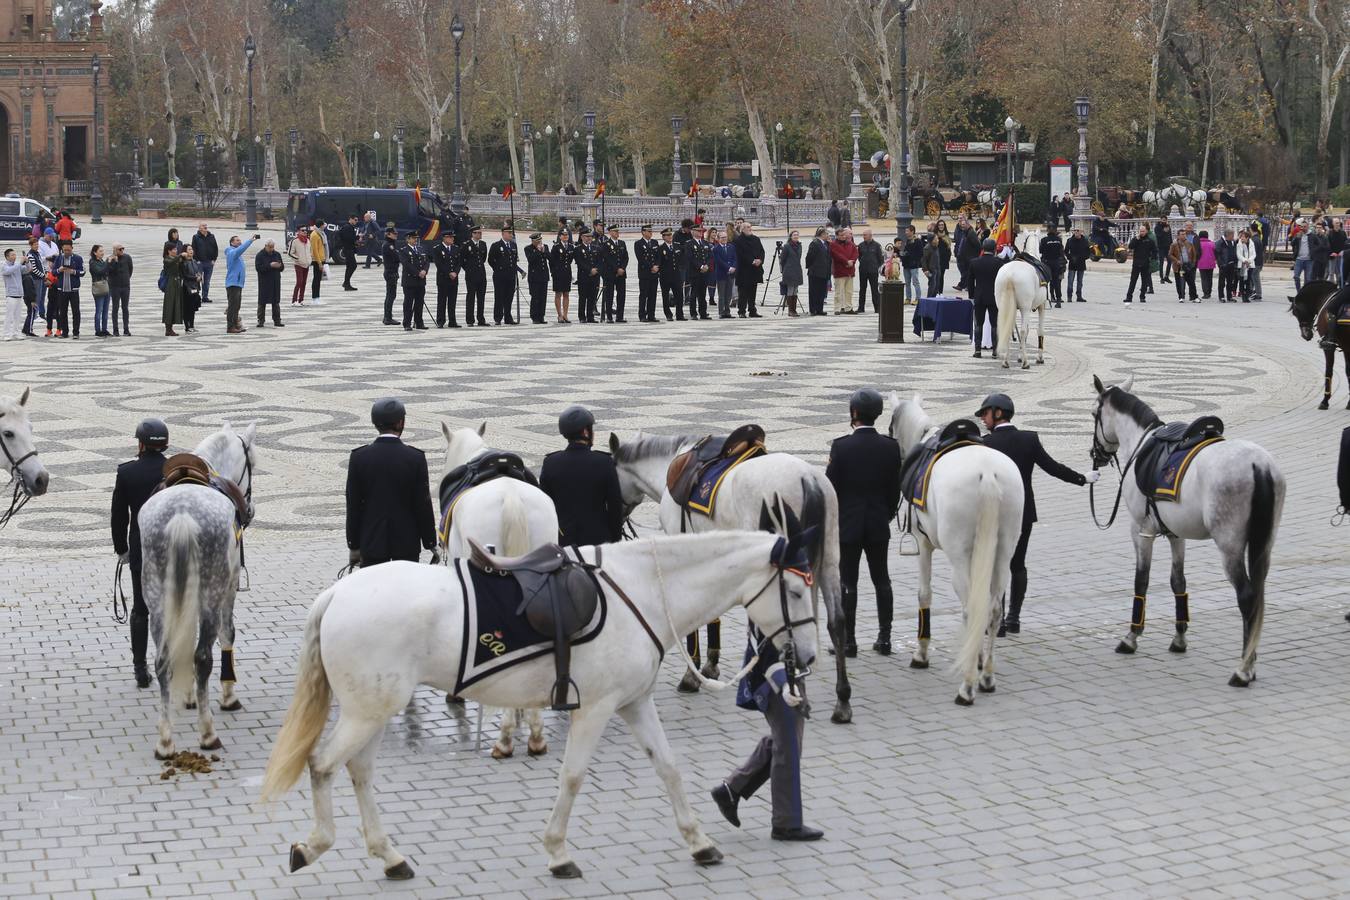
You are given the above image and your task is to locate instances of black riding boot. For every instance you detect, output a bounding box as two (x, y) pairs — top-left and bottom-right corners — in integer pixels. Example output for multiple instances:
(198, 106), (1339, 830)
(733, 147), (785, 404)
(551, 615), (579, 711)
(130, 610), (151, 688)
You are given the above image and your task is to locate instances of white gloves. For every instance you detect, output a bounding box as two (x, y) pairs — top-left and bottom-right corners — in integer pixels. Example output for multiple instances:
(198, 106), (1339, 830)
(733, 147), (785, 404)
(1085, 470), (1101, 484)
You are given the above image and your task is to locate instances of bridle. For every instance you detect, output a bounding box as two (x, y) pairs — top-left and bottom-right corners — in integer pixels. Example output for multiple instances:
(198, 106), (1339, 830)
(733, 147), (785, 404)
(0, 424), (39, 529)
(231, 433), (254, 507)
(1088, 395), (1154, 530)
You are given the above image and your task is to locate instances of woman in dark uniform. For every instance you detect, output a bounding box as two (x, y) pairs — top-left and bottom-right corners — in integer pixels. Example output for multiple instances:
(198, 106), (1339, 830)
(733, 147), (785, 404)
(550, 229), (574, 324)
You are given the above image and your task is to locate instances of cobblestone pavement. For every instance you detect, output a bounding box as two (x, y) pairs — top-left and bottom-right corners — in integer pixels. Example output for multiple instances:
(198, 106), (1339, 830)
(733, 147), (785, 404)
(2, 219), (1349, 899)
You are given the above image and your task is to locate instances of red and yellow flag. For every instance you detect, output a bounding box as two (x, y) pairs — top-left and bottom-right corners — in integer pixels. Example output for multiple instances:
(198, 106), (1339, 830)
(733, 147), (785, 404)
(595, 180), (606, 199)
(413, 183), (422, 205)
(990, 189), (1016, 252)
(687, 180), (699, 198)
(502, 184), (514, 200)
(782, 182), (795, 200)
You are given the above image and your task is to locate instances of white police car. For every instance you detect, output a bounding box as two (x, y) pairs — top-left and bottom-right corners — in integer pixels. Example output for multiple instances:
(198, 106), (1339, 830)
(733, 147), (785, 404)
(0, 194), (75, 241)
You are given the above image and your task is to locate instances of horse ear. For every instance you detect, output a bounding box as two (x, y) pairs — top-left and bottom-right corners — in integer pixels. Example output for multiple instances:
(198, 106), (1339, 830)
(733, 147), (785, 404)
(608, 432), (620, 454)
(888, 390), (899, 408)
(912, 393), (923, 407)
(477, 421), (487, 437)
(1120, 374), (1134, 393)
(241, 421), (257, 446)
(758, 499), (775, 533)
(441, 420), (453, 445)
(18, 386), (29, 406)
(1092, 374), (1105, 395)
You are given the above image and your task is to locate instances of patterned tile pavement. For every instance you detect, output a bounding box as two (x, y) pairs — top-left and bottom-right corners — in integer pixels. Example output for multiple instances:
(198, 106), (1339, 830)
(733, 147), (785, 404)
(2, 218), (1349, 898)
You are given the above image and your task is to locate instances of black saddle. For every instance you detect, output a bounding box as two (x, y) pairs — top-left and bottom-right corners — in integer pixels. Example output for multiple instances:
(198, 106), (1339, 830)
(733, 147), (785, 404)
(1134, 416), (1225, 518)
(467, 539), (599, 711)
(1014, 250), (1051, 284)
(900, 419), (983, 508)
(667, 424), (767, 509)
(438, 450), (539, 526)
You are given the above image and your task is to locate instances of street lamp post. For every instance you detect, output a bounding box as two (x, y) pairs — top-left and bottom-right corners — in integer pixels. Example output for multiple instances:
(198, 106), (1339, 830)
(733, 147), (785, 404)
(395, 125), (406, 189)
(893, 0), (915, 240)
(90, 53), (103, 223)
(263, 130), (275, 190)
(583, 110), (596, 192)
(1073, 95), (1091, 222)
(849, 108), (864, 203)
(1004, 115), (1020, 185)
(774, 121), (783, 195)
(521, 119), (535, 195)
(194, 131), (206, 208)
(131, 138), (141, 191)
(451, 13), (466, 212)
(288, 127), (299, 191)
(669, 115), (683, 200)
(243, 34), (257, 230)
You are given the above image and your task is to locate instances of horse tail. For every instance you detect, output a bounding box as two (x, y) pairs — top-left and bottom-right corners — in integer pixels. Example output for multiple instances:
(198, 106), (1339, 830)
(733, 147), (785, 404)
(996, 270), (1017, 357)
(161, 512), (201, 704)
(500, 485), (530, 557)
(957, 474), (1002, 682)
(261, 587), (335, 801)
(1241, 464), (1279, 672)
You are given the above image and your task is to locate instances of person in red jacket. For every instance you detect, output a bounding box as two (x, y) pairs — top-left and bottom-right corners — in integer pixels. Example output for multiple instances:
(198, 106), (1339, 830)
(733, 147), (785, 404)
(54, 210), (77, 244)
(829, 228), (859, 314)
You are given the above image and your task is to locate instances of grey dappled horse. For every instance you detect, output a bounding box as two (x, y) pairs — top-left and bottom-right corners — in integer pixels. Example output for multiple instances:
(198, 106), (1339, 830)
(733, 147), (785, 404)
(139, 422), (257, 757)
(0, 387), (51, 527)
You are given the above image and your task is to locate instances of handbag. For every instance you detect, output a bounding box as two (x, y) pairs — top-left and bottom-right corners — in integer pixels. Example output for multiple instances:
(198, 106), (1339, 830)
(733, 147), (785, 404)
(321, 262), (330, 278)
(157, 270), (167, 292)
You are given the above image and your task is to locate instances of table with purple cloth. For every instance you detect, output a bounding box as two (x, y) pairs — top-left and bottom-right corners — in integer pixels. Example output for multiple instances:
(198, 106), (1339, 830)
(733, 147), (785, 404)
(912, 296), (973, 342)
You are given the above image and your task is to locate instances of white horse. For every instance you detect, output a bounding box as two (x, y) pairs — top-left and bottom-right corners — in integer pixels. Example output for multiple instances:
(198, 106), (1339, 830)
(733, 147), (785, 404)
(261, 529), (820, 881)
(608, 431), (852, 723)
(995, 259), (1047, 369)
(439, 421), (557, 759)
(0, 387), (51, 527)
(887, 393), (1024, 704)
(138, 422), (257, 758)
(1089, 375), (1283, 685)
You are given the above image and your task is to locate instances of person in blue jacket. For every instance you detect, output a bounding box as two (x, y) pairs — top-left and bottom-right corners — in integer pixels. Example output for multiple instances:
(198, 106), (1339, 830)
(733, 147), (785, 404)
(222, 233), (257, 333)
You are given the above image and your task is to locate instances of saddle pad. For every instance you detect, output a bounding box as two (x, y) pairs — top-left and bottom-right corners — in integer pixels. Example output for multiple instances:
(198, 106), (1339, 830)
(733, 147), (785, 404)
(1152, 437), (1223, 502)
(686, 446), (762, 516)
(1338, 319), (1350, 326)
(901, 440), (979, 511)
(451, 558), (605, 694)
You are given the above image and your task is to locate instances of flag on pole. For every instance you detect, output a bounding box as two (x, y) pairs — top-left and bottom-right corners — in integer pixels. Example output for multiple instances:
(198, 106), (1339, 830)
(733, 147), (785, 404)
(991, 189), (1016, 252)
(687, 180), (699, 198)
(502, 184), (514, 200)
(782, 182), (795, 200)
(594, 180), (606, 199)
(413, 183), (422, 206)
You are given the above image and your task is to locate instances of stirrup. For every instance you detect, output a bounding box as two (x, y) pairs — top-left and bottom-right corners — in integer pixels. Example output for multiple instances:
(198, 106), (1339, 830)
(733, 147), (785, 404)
(897, 531), (920, 557)
(550, 678), (580, 712)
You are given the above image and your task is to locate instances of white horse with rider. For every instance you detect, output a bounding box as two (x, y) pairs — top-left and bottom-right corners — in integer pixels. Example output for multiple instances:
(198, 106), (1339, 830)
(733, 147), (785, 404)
(0, 387), (50, 527)
(887, 393), (1024, 704)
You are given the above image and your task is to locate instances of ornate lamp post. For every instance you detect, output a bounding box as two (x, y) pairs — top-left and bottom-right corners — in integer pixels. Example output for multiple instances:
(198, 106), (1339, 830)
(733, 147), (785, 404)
(194, 131), (206, 207)
(89, 53), (103, 222)
(1004, 115), (1020, 185)
(146, 137), (154, 186)
(394, 124), (406, 189)
(451, 12), (466, 212)
(669, 115), (683, 199)
(893, 0), (914, 239)
(263, 129), (275, 190)
(1073, 95), (1091, 221)
(521, 119), (535, 195)
(583, 110), (596, 192)
(849, 108), (864, 202)
(243, 34), (257, 229)
(288, 127), (299, 191)
(131, 137), (141, 190)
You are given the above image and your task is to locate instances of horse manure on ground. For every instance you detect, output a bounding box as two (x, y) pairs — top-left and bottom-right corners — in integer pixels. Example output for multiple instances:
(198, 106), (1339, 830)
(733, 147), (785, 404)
(158, 750), (215, 779)
(750, 371), (788, 377)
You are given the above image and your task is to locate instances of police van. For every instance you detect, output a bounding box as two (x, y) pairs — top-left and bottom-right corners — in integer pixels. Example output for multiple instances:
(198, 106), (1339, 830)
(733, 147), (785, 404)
(284, 187), (447, 263)
(0, 194), (69, 240)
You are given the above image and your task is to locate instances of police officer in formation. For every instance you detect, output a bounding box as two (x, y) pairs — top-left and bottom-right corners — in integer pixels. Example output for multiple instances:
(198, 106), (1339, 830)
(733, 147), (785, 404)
(524, 232), (551, 324)
(976, 393), (1097, 635)
(634, 224), (662, 324)
(573, 230), (602, 324)
(685, 226), (713, 320)
(398, 231), (429, 331)
(600, 222), (628, 323)
(1038, 224), (1067, 308)
(538, 405), (624, 547)
(461, 225), (488, 326)
(430, 230), (461, 328)
(487, 224), (520, 325)
(381, 226), (401, 325)
(659, 227), (681, 321)
(344, 399), (437, 568)
(110, 418), (171, 688)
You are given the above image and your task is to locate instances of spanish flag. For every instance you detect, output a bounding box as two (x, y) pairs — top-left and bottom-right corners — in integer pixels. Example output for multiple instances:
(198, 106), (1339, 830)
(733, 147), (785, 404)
(991, 189), (1016, 252)
(502, 184), (514, 200)
(687, 180), (699, 198)
(783, 182), (795, 200)
(595, 180), (606, 199)
(413, 183), (422, 206)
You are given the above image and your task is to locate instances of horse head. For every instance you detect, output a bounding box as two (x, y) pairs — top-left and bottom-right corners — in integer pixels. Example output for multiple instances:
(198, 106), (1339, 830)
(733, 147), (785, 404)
(440, 420), (489, 474)
(198, 421), (258, 514)
(1090, 374), (1150, 465)
(1287, 282), (1342, 342)
(0, 386), (49, 499)
(608, 430), (688, 511)
(886, 391), (933, 451)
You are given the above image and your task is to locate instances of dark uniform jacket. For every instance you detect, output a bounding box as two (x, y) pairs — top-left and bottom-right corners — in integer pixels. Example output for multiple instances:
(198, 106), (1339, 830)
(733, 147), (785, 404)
(538, 442), (623, 546)
(462, 240), (488, 283)
(398, 243), (428, 288)
(982, 424), (1084, 526)
(430, 241), (459, 277)
(658, 241), (677, 278)
(338, 223), (358, 255)
(601, 237), (628, 280)
(488, 239), (519, 279)
(573, 242), (601, 288)
(549, 241), (574, 284)
(826, 426), (902, 545)
(111, 451), (168, 563)
(635, 237), (661, 277)
(525, 243), (550, 285)
(967, 254), (1004, 304)
(382, 238), (401, 278)
(685, 239), (712, 280)
(1038, 234), (1066, 270)
(1339, 426), (1350, 510)
(345, 435), (436, 563)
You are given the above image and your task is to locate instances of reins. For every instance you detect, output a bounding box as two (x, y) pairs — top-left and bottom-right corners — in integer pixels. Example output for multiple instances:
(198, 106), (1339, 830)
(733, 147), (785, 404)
(0, 429), (38, 529)
(1088, 402), (1154, 531)
(112, 556), (129, 623)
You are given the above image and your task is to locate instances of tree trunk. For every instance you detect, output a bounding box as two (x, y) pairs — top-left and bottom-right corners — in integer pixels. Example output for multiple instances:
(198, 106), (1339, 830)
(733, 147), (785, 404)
(1341, 75), (1349, 186)
(1146, 0), (1172, 170)
(742, 87), (775, 194)
(317, 102), (353, 187)
(631, 147), (647, 196)
(814, 138), (843, 201)
(158, 43), (178, 185)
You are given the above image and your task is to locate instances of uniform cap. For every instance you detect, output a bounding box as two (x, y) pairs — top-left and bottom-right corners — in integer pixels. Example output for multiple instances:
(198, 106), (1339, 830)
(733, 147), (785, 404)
(607, 224), (620, 233)
(975, 393), (1015, 418)
(530, 232), (543, 241)
(848, 388), (884, 423)
(558, 405), (595, 439)
(135, 418), (169, 448)
(640, 224), (653, 231)
(371, 398), (407, 430)
(660, 227), (673, 236)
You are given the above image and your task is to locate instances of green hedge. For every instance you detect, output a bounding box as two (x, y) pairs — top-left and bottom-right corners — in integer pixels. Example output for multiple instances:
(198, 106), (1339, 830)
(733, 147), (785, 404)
(995, 182), (1050, 226)
(1330, 184), (1350, 210)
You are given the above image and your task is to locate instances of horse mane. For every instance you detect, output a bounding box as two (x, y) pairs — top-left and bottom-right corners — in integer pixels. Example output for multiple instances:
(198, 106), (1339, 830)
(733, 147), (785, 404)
(1105, 387), (1162, 429)
(611, 433), (698, 464)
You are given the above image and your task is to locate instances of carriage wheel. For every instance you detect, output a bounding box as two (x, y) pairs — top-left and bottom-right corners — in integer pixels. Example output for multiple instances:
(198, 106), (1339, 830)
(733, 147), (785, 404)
(878, 200), (889, 217)
(1091, 200), (1105, 215)
(960, 203), (979, 218)
(925, 199), (940, 218)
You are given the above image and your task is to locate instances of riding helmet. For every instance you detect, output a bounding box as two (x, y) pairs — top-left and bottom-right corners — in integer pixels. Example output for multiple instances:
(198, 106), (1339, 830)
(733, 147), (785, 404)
(982, 238), (997, 252)
(848, 388), (884, 423)
(135, 418), (169, 449)
(558, 405), (595, 440)
(975, 393), (1015, 419)
(371, 398), (407, 431)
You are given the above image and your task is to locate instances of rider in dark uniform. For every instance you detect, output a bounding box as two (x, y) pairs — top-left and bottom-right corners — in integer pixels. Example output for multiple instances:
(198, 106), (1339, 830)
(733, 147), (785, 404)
(111, 418), (170, 688)
(977, 393), (1097, 635)
(345, 398), (437, 568)
(538, 406), (623, 547)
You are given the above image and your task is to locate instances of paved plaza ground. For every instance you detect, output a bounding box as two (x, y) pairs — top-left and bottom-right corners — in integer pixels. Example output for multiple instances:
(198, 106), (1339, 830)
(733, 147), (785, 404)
(2, 216), (1349, 899)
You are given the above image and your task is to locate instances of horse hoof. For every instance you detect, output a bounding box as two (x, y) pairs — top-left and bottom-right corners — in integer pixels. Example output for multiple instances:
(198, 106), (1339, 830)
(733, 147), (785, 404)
(220, 700), (244, 712)
(385, 861), (415, 880)
(1168, 639), (1187, 654)
(692, 846), (723, 866)
(1318, 401), (1330, 410)
(527, 741), (548, 757)
(954, 693), (973, 707)
(200, 736), (223, 751)
(1021, 363), (1031, 370)
(909, 658), (929, 669)
(830, 702), (853, 725)
(1228, 673), (1251, 687)
(1344, 609), (1350, 623)
(978, 682), (996, 694)
(154, 747), (174, 761)
(550, 861), (583, 879)
(185, 700), (197, 710)
(1036, 359), (1044, 365)
(1114, 641), (1136, 655)
(676, 674), (701, 693)
(289, 844), (309, 872)
(490, 744), (513, 759)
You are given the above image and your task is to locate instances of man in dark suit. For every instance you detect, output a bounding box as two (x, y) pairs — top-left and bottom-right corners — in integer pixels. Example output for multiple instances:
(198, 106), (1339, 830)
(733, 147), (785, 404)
(573, 232), (602, 324)
(462, 225), (488, 326)
(803, 226), (831, 316)
(977, 393), (1097, 635)
(345, 398), (437, 568)
(398, 232), (429, 331)
(967, 239), (1003, 358)
(339, 214), (360, 290)
(487, 225), (520, 325)
(539, 406), (623, 547)
(524, 233), (550, 324)
(110, 419), (170, 688)
(658, 227), (682, 321)
(634, 224), (661, 323)
(733, 223), (765, 318)
(430, 231), (460, 328)
(825, 388), (902, 656)
(601, 223), (628, 323)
